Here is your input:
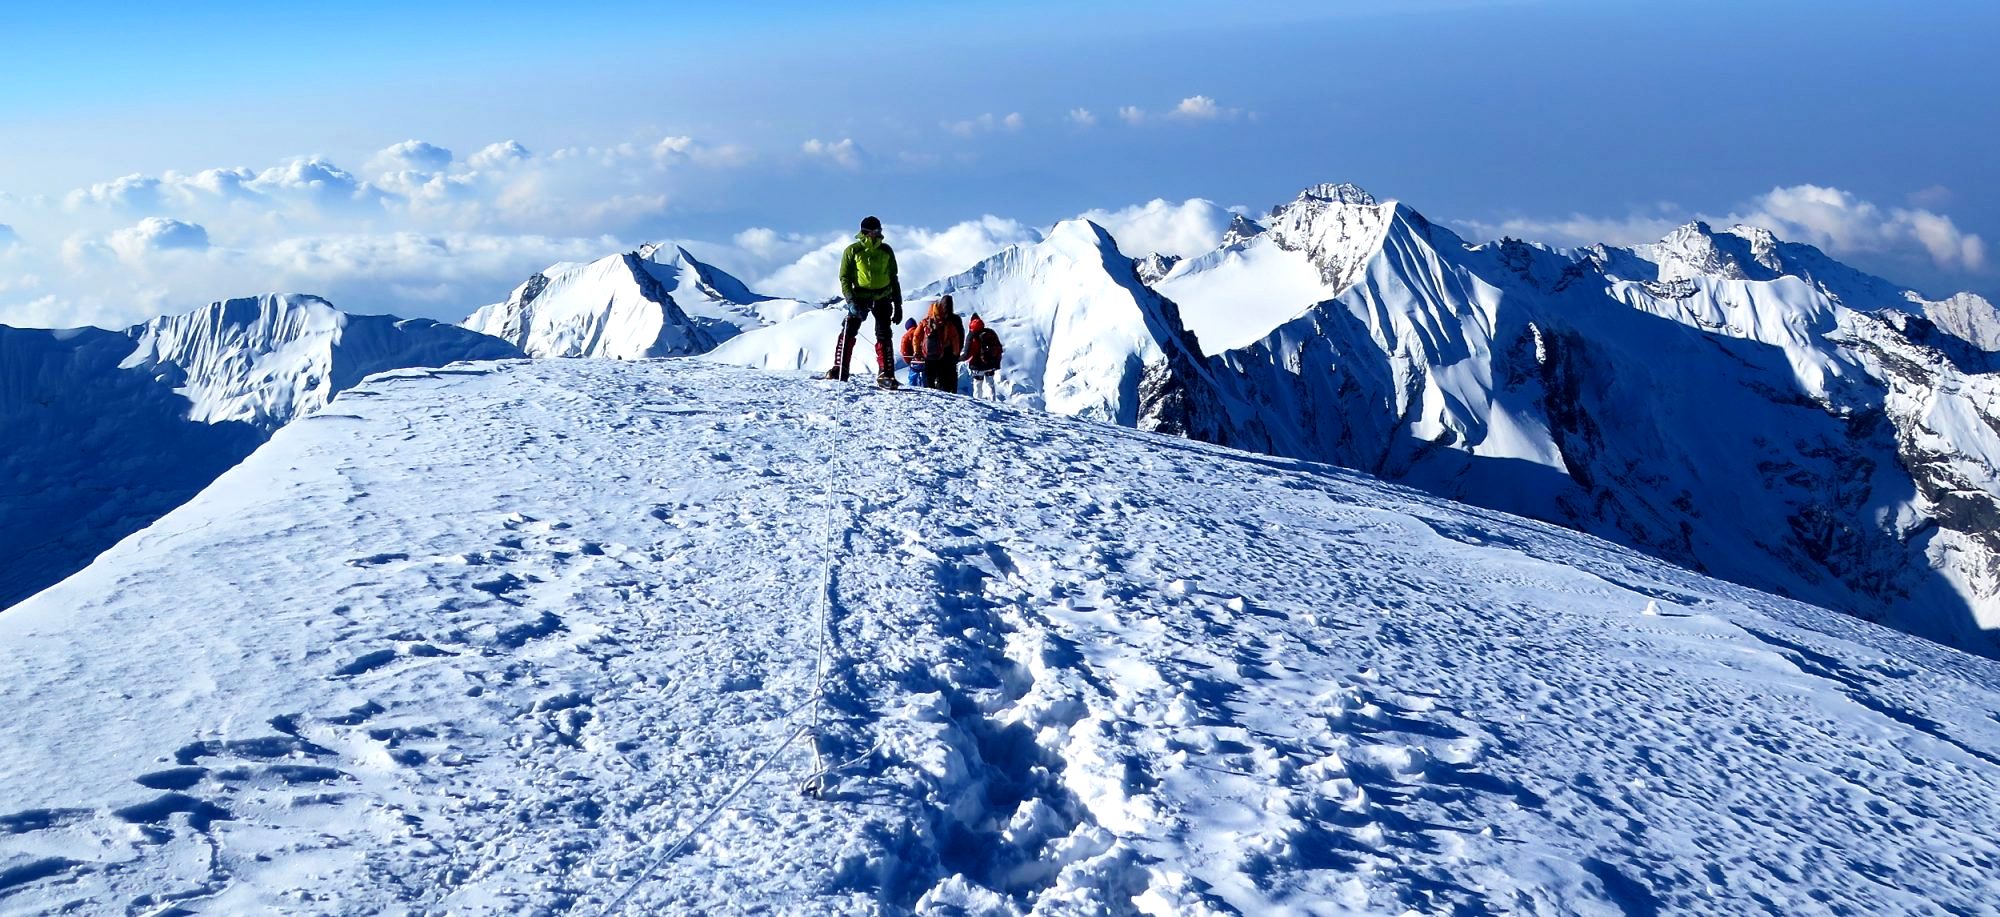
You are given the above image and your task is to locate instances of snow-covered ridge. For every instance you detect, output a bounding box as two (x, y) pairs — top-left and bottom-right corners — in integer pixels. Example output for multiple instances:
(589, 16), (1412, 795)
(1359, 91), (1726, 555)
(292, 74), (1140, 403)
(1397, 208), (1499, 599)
(5, 359), (1999, 913)
(0, 294), (519, 609)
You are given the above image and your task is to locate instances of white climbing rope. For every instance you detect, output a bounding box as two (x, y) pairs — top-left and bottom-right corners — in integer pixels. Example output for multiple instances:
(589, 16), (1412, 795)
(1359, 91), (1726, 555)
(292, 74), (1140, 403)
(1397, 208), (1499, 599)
(599, 407), (867, 915)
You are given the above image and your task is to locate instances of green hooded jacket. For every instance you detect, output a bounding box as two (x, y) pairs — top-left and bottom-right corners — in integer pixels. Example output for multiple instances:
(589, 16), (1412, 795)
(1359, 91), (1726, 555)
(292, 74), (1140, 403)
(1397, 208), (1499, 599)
(839, 233), (902, 303)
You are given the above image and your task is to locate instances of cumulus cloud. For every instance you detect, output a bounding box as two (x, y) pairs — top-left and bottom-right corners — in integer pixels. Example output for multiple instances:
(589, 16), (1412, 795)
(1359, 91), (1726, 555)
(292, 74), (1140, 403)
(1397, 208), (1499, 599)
(1738, 184), (1987, 272)
(65, 174), (165, 212)
(1172, 95), (1222, 119)
(1068, 108), (1097, 127)
(801, 137), (862, 169)
(942, 112), (1024, 137)
(468, 140), (533, 170)
(369, 139), (454, 174)
(1118, 106), (1146, 125)
(1075, 198), (1238, 260)
(106, 217), (210, 262)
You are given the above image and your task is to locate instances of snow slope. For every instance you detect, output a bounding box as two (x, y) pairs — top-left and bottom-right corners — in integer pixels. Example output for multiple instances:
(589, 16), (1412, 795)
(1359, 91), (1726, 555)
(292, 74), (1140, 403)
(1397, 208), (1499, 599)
(0, 294), (520, 610)
(465, 244), (809, 359)
(5, 358), (2000, 914)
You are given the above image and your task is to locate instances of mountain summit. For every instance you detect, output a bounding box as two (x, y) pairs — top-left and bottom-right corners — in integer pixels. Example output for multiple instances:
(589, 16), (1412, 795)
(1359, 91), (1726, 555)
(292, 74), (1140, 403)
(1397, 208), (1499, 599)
(4, 359), (1998, 913)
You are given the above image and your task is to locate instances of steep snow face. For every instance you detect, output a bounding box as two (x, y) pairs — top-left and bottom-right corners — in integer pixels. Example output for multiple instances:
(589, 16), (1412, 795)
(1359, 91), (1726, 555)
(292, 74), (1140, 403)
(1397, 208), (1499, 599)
(123, 294), (518, 430)
(1170, 191), (2000, 653)
(1158, 183), (1397, 353)
(713, 220), (1222, 434)
(6, 359), (2000, 914)
(1921, 291), (2000, 352)
(464, 245), (803, 359)
(0, 295), (520, 609)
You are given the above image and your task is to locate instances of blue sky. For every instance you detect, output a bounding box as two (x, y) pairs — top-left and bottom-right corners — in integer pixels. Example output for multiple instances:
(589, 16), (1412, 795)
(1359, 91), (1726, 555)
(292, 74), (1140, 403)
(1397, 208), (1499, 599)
(2, 0), (1994, 325)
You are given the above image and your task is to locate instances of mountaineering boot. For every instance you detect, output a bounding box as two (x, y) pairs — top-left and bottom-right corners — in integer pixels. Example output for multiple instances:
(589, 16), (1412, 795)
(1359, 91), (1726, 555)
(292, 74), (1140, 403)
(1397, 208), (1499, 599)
(873, 340), (897, 389)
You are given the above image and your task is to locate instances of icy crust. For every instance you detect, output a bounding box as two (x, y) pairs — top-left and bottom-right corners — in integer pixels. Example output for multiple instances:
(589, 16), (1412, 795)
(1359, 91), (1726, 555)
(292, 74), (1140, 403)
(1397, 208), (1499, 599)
(0, 296), (519, 610)
(5, 359), (2000, 914)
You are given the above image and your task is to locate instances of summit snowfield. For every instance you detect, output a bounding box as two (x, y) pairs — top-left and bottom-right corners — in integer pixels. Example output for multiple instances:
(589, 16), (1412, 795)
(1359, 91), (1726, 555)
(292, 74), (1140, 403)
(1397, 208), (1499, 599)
(0, 294), (519, 609)
(466, 187), (2000, 654)
(4, 359), (1999, 914)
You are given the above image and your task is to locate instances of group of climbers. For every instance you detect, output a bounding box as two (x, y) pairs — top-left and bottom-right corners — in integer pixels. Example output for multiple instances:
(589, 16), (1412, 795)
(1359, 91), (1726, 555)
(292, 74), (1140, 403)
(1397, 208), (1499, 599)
(827, 216), (1004, 398)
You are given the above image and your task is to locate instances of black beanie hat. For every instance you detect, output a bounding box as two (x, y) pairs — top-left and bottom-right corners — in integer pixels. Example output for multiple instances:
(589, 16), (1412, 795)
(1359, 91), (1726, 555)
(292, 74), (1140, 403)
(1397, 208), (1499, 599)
(860, 215), (882, 232)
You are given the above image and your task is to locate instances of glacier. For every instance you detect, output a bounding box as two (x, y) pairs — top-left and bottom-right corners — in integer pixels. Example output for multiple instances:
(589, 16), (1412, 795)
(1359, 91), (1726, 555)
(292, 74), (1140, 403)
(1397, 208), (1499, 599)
(2, 359), (1998, 913)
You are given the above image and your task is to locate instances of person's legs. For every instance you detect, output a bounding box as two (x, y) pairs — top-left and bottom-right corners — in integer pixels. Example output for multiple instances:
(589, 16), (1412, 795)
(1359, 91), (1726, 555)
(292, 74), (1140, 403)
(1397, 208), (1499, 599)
(870, 299), (895, 380)
(831, 307), (864, 380)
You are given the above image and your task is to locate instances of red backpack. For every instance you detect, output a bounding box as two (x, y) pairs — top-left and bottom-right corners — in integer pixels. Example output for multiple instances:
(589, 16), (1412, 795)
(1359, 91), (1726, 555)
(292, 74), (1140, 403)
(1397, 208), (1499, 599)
(967, 327), (1003, 371)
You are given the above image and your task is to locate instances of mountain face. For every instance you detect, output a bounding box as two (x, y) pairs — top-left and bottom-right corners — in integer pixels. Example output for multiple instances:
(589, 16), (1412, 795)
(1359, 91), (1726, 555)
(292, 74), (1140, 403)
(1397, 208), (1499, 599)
(465, 244), (809, 359)
(1158, 186), (2000, 654)
(0, 294), (519, 608)
(7, 358), (1999, 914)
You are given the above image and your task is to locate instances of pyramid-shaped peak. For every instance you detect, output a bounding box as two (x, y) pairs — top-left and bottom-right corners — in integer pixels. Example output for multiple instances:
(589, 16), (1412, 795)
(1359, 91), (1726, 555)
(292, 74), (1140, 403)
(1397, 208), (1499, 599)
(1221, 214), (1266, 248)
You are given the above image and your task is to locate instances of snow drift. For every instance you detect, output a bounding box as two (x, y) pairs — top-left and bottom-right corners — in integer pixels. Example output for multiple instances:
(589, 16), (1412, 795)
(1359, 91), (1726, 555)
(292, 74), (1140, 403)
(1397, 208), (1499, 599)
(3, 359), (1997, 914)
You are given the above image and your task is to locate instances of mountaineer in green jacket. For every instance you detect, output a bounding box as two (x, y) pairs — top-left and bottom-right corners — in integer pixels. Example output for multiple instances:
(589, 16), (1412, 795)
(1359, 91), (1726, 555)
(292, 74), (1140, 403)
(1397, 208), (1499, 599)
(825, 215), (904, 387)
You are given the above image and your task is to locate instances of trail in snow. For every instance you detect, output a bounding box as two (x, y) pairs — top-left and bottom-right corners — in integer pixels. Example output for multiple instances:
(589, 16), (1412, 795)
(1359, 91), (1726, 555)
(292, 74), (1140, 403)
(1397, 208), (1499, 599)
(3, 360), (2000, 914)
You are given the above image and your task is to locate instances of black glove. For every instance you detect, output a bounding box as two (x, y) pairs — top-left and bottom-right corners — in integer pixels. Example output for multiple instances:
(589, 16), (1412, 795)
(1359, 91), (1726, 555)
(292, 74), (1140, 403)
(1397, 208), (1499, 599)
(892, 305), (903, 325)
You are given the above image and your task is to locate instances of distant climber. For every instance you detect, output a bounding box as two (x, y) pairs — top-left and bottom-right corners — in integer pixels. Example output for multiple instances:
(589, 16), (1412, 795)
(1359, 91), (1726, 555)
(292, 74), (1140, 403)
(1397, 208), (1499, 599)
(898, 317), (923, 387)
(962, 313), (1004, 400)
(826, 216), (903, 388)
(915, 295), (966, 393)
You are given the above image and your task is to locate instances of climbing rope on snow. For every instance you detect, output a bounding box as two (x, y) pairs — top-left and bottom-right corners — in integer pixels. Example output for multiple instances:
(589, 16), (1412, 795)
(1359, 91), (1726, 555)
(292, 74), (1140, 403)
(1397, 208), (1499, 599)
(598, 406), (869, 915)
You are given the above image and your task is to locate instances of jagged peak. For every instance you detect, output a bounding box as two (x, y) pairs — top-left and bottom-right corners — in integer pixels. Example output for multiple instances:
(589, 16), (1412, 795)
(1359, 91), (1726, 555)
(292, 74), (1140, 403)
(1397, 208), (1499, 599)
(1220, 214), (1266, 249)
(1295, 182), (1378, 207)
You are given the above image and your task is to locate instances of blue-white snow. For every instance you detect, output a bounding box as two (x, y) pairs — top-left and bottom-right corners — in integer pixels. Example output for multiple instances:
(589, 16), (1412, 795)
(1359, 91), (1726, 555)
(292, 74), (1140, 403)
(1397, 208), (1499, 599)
(4, 358), (1999, 914)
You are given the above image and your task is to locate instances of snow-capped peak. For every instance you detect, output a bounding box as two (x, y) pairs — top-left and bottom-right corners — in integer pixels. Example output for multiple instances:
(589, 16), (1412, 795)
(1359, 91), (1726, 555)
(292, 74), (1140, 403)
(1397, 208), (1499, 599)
(124, 293), (516, 430)
(1261, 182), (1400, 293)
(1132, 251), (1182, 286)
(1293, 181), (1379, 207)
(1218, 213), (1266, 249)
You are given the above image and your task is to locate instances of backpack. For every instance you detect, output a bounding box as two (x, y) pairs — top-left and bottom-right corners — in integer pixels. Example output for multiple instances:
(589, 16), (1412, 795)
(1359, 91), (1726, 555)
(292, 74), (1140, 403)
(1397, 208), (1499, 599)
(968, 328), (1003, 371)
(921, 315), (962, 362)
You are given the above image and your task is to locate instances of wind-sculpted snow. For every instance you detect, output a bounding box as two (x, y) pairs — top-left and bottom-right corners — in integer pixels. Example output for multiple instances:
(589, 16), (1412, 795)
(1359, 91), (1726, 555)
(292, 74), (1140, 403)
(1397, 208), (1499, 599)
(0, 294), (519, 608)
(4, 359), (1998, 913)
